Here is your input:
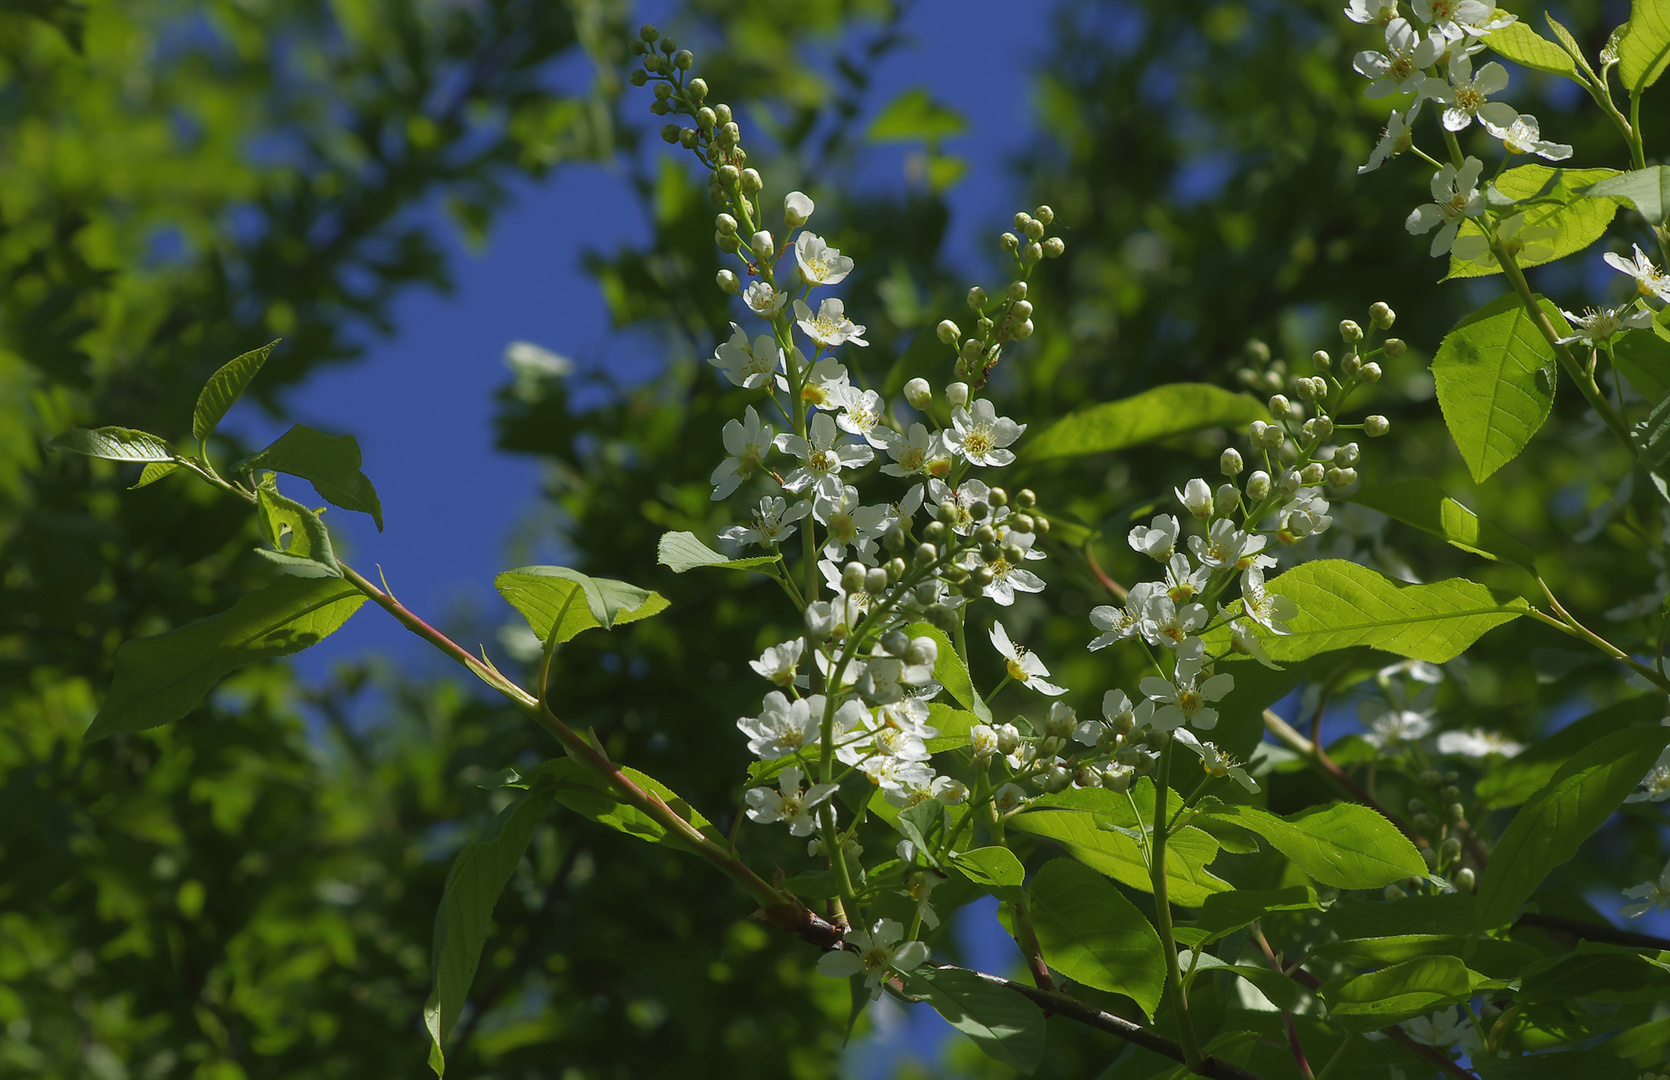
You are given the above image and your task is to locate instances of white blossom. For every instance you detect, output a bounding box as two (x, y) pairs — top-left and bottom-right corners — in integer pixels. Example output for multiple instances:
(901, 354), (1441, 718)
(1360, 102), (1420, 174)
(992, 782), (1029, 813)
(1622, 860), (1670, 918)
(794, 231), (853, 286)
(709, 324), (780, 388)
(711, 406), (776, 500)
(1405, 156), (1485, 257)
(990, 621), (1067, 696)
(1626, 748), (1670, 804)
(1173, 728), (1260, 791)
(1422, 54), (1515, 132)
(738, 691), (825, 759)
(882, 423), (953, 479)
(1241, 566), (1298, 635)
(1140, 648), (1234, 731)
(776, 412), (874, 498)
(1354, 18), (1441, 98)
(945, 399), (1025, 467)
(743, 281), (788, 318)
(1280, 488), (1334, 539)
(795, 297), (869, 348)
(1345, 0), (1400, 26)
(1361, 703), (1433, 747)
(1557, 304), (1653, 347)
(815, 918), (929, 997)
(1414, 0), (1499, 37)
(814, 484), (890, 563)
(833, 384), (894, 449)
(1191, 519), (1272, 571)
(1175, 478), (1214, 519)
(1449, 212), (1559, 269)
(1605, 245), (1670, 303)
(745, 766), (839, 836)
(1130, 514), (1181, 562)
(1403, 1007), (1484, 1057)
(927, 477), (994, 536)
(1484, 112), (1572, 160)
(1436, 727), (1523, 758)
(720, 495), (812, 548)
(1228, 619), (1281, 668)
(750, 638), (806, 687)
(779, 354), (852, 410)
(1138, 593), (1210, 649)
(1088, 582), (1162, 651)
(784, 190), (815, 227)
(1163, 552), (1212, 604)
(969, 724), (1000, 757)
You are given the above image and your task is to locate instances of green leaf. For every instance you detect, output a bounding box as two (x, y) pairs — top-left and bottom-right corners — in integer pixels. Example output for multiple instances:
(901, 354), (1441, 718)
(1611, 328), (1670, 401)
(1204, 803), (1425, 889)
(254, 478), (341, 577)
(903, 967), (1045, 1072)
(1476, 697), (1664, 809)
(923, 703), (981, 752)
(656, 530), (779, 573)
(1183, 952), (1301, 1010)
(1007, 808), (1231, 906)
(1630, 389), (1670, 486)
(1447, 167), (1621, 279)
(86, 578), (366, 739)
(1024, 859), (1166, 1016)
(1431, 293), (1566, 481)
(904, 621), (991, 722)
(130, 461), (180, 489)
(243, 424), (384, 531)
(1330, 893), (1477, 939)
(1582, 166), (1670, 225)
(1351, 479), (1537, 569)
(494, 566), (668, 648)
(1261, 560), (1527, 664)
(192, 339), (278, 442)
(896, 798), (947, 866)
(1024, 383), (1268, 461)
(1487, 14), (1580, 76)
(424, 779), (557, 1077)
(532, 757), (716, 852)
(1192, 885), (1323, 938)
(1519, 942), (1670, 1003)
(49, 425), (175, 462)
(951, 846), (1026, 901)
(1324, 955), (1487, 1027)
(1619, 0), (1670, 91)
(1475, 726), (1670, 928)
(867, 87), (967, 144)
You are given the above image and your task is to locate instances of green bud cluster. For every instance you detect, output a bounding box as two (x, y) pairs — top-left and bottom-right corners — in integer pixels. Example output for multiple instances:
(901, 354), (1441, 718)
(939, 207), (1065, 388)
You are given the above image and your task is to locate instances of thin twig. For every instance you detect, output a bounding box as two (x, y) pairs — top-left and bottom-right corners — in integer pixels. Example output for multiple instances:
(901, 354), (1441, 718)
(1250, 924), (1315, 1080)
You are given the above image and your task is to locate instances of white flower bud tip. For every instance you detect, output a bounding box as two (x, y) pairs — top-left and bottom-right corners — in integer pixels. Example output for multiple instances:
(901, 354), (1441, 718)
(1220, 447), (1244, 476)
(1366, 415), (1390, 437)
(904, 377), (933, 409)
(715, 269), (740, 294)
(1311, 349), (1330, 371)
(1339, 319), (1363, 343)
(750, 230), (774, 258)
(1246, 470), (1272, 499)
(936, 319), (960, 344)
(1370, 302), (1395, 329)
(1360, 362), (1382, 383)
(945, 382), (970, 408)
(784, 190), (814, 227)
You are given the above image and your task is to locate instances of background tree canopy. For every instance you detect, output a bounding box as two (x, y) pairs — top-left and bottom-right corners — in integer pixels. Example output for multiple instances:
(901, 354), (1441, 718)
(4, 0), (1664, 1077)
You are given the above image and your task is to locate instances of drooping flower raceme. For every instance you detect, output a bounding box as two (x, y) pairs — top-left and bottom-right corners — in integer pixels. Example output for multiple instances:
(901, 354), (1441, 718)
(990, 621), (1067, 696)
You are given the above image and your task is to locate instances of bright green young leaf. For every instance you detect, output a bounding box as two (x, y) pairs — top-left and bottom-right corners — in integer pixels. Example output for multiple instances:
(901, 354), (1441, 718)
(1007, 808), (1231, 906)
(1657, 304), (1670, 345)
(1475, 726), (1670, 929)
(1024, 383), (1267, 461)
(49, 425), (175, 462)
(1486, 13), (1579, 76)
(1447, 167), (1620, 279)
(192, 339), (279, 442)
(1325, 955), (1486, 1027)
(494, 565), (668, 648)
(1619, 0), (1670, 91)
(1431, 293), (1566, 481)
(1611, 328), (1670, 401)
(656, 530), (780, 573)
(86, 578), (366, 739)
(130, 461), (180, 489)
(1351, 479), (1537, 569)
(1205, 803), (1425, 889)
(1583, 166), (1670, 225)
(1183, 952), (1301, 1010)
(1192, 885), (1323, 938)
(896, 798), (947, 866)
(904, 621), (991, 722)
(867, 87), (967, 144)
(243, 423), (384, 531)
(1262, 560), (1527, 664)
(951, 846), (1026, 901)
(533, 757), (717, 851)
(424, 779), (557, 1077)
(255, 478), (341, 577)
(923, 703), (981, 752)
(1025, 858), (1166, 1016)
(902, 967), (1045, 1073)
(1476, 697), (1663, 809)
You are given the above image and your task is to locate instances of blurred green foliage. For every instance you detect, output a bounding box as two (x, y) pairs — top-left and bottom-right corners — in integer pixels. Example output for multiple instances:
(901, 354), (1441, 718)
(7, 0), (1670, 1076)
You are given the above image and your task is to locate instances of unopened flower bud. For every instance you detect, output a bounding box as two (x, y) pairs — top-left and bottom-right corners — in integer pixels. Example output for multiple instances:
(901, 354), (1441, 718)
(1220, 447), (1244, 476)
(923, 521), (948, 544)
(712, 103), (732, 124)
(1300, 462), (1326, 486)
(1336, 442), (1360, 466)
(904, 377), (933, 409)
(1032, 515), (1050, 536)
(1042, 236), (1065, 258)
(716, 164), (740, 188)
(1216, 483), (1240, 511)
(1013, 212), (1033, 231)
(1360, 361), (1382, 384)
(865, 567), (889, 594)
(648, 96), (669, 112)
(1413, 812), (1436, 831)
(716, 213), (737, 234)
(679, 128), (699, 149)
(716, 269), (740, 294)
(1384, 883), (1408, 901)
(1023, 217), (1046, 241)
(913, 543), (939, 569)
(1365, 415), (1390, 437)
(1370, 301), (1395, 329)
(1440, 837), (1463, 862)
(750, 230), (774, 258)
(1383, 338), (1407, 358)
(936, 319), (960, 344)
(716, 231), (741, 254)
(628, 67), (649, 85)
(1034, 204), (1055, 225)
(1101, 765), (1134, 793)
(1011, 300), (1033, 321)
(883, 525), (907, 553)
(1246, 471), (1272, 499)
(1011, 319), (1034, 340)
(639, 23), (659, 41)
(740, 168), (763, 194)
(1262, 425), (1287, 451)
(659, 123), (681, 143)
(1311, 416), (1334, 439)
(1454, 867), (1476, 890)
(1000, 231), (1020, 252)
(1041, 765), (1071, 793)
(841, 562), (867, 594)
(946, 382), (970, 408)
(1268, 394), (1290, 415)
(1249, 420), (1269, 444)
(688, 77), (708, 100)
(1312, 349), (1331, 371)
(966, 286), (987, 310)
(1011, 513), (1034, 533)
(1339, 319), (1363, 343)
(1340, 354), (1361, 377)
(974, 522), (997, 544)
(995, 726), (1020, 756)
(1005, 281), (1028, 304)
(1421, 847), (1439, 870)
(674, 48), (694, 69)
(1021, 241), (1043, 264)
